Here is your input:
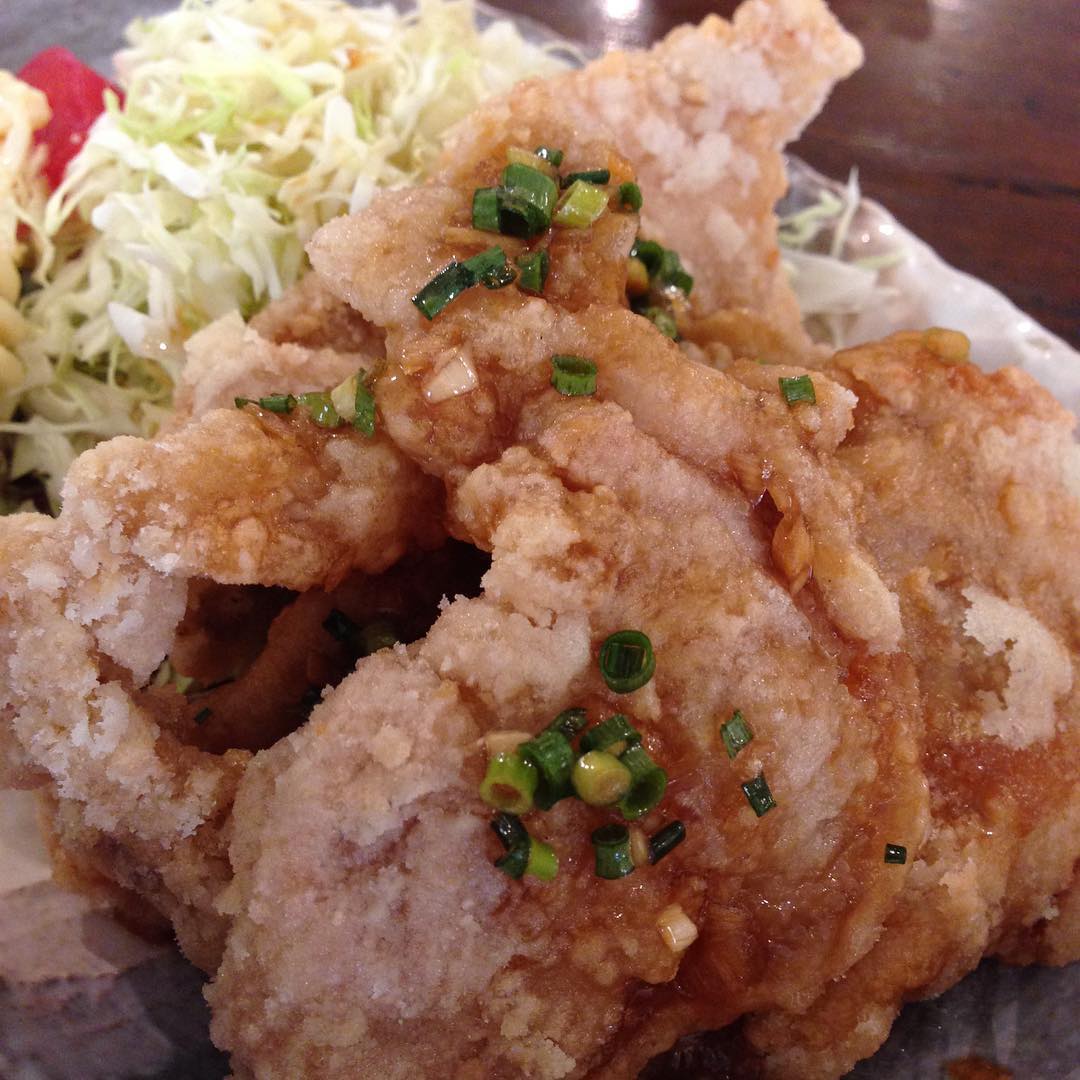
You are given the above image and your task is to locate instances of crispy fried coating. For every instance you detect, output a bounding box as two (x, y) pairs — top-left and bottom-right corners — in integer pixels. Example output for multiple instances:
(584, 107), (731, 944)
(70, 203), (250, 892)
(65, 404), (442, 591)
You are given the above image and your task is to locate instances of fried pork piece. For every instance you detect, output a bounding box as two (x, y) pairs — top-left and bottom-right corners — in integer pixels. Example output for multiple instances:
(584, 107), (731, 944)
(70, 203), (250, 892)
(440, 0), (861, 351)
(0, 317), (445, 967)
(742, 333), (1080, 1078)
(0, 509), (244, 969)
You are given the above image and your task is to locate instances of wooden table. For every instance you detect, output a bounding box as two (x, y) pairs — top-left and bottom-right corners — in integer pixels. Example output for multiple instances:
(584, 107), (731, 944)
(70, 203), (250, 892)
(493, 0), (1080, 349)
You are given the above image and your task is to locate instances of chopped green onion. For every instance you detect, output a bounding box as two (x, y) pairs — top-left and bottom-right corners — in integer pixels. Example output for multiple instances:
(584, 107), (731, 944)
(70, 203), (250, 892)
(491, 814), (558, 881)
(323, 608), (359, 645)
(472, 186), (501, 232)
(498, 162), (558, 236)
(778, 374), (817, 405)
(259, 393), (296, 413)
(640, 306), (678, 340)
(411, 261), (476, 320)
(591, 824), (635, 879)
(533, 145), (565, 167)
(193, 707), (212, 726)
(523, 837), (558, 880)
(562, 168), (610, 187)
(494, 844), (529, 879)
(360, 619), (398, 655)
(298, 391), (342, 428)
(548, 707), (588, 740)
(720, 710), (754, 760)
(579, 714), (641, 754)
(656, 247), (693, 295)
(647, 821), (686, 864)
(515, 249), (549, 294)
(884, 843), (907, 865)
(553, 180), (609, 228)
(353, 381), (376, 437)
(479, 751), (538, 814)
(572, 750), (633, 806)
(491, 812), (529, 852)
(550, 354), (597, 397)
(461, 245), (515, 289)
(741, 773), (776, 817)
(519, 728), (575, 810)
(494, 190), (550, 236)
(463, 246), (508, 278)
(617, 744), (668, 820)
(234, 392), (297, 414)
(617, 182), (643, 212)
(629, 238), (664, 277)
(598, 629), (655, 693)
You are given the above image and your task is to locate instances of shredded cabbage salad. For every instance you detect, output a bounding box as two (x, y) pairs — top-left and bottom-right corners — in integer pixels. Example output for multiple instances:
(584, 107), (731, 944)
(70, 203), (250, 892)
(1, 0), (571, 508)
(778, 168), (902, 349)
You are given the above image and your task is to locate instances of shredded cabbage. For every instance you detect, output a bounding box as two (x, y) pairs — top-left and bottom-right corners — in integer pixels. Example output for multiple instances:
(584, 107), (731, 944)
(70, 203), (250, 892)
(778, 168), (903, 349)
(2, 0), (571, 508)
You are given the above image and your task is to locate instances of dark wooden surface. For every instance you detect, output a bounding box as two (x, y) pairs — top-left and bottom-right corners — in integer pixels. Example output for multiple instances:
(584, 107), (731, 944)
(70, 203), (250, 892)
(493, 0), (1080, 348)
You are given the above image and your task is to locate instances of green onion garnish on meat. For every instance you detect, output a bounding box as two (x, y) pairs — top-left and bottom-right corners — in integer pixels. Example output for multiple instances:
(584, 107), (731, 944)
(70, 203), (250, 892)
(617, 744), (668, 820)
(591, 823), (635, 879)
(411, 261), (477, 319)
(550, 354), (597, 396)
(778, 374), (817, 405)
(561, 168), (610, 187)
(742, 773), (776, 817)
(522, 837), (558, 880)
(498, 162), (559, 236)
(353, 381), (376, 437)
(656, 247), (693, 295)
(720, 710), (753, 760)
(234, 392), (297, 414)
(518, 728), (576, 810)
(617, 181), (643, 212)
(640, 306), (678, 340)
(515, 249), (549, 294)
(884, 843), (907, 865)
(472, 186), (500, 232)
(491, 813), (557, 881)
(579, 713), (641, 755)
(629, 238), (664, 276)
(533, 145), (565, 167)
(598, 629), (655, 693)
(463, 245), (509, 280)
(572, 750), (633, 806)
(553, 179), (609, 228)
(297, 390), (341, 428)
(548, 707), (588, 739)
(479, 750), (538, 814)
(491, 811), (529, 852)
(648, 821), (686, 864)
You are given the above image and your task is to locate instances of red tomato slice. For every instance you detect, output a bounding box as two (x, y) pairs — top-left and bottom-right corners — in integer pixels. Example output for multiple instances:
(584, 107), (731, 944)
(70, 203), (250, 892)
(17, 47), (122, 189)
